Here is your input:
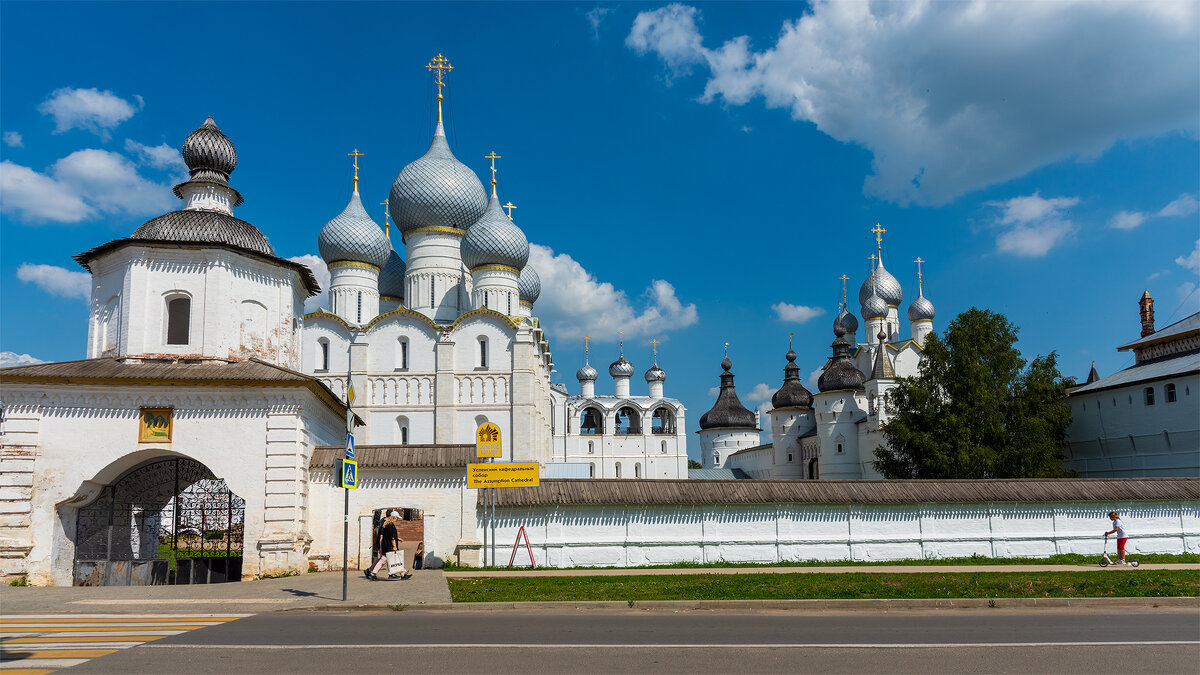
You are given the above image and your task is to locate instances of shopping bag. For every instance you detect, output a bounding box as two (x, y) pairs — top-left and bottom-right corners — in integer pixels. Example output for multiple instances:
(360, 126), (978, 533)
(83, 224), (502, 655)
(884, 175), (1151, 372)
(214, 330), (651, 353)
(385, 550), (406, 575)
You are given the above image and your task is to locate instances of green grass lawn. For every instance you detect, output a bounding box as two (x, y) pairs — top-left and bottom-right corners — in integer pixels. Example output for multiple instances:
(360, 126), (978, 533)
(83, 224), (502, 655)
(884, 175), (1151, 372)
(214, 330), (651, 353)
(448, 569), (1200, 603)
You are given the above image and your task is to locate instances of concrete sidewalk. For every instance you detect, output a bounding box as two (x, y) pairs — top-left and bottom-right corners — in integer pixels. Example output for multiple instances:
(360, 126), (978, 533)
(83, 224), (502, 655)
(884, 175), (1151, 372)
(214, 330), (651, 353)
(445, 563), (1200, 578)
(0, 569), (451, 615)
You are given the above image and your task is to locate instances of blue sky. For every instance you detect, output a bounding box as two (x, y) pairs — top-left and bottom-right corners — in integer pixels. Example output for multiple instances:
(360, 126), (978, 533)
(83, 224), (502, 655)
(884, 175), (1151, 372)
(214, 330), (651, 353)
(2, 1), (1197, 453)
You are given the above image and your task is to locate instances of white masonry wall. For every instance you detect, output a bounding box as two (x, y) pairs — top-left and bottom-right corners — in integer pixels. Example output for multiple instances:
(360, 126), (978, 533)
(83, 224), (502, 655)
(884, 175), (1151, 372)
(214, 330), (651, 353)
(474, 500), (1198, 568)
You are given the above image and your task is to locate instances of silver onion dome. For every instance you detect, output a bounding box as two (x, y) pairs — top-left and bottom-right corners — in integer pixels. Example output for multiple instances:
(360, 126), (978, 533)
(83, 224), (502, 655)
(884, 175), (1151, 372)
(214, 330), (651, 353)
(172, 116), (243, 206)
(518, 265), (541, 304)
(859, 260), (903, 308)
(318, 190), (392, 268)
(907, 291), (935, 322)
(863, 288), (888, 320)
(388, 121), (487, 235)
(645, 364), (666, 383)
(576, 363), (598, 382)
(609, 356), (635, 378)
(833, 307), (859, 336)
(462, 194), (529, 270)
(379, 249), (407, 299)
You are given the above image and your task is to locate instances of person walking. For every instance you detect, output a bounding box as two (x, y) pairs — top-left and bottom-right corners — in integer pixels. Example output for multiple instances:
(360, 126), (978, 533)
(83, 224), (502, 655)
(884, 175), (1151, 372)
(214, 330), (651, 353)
(1104, 511), (1130, 564)
(366, 511), (410, 580)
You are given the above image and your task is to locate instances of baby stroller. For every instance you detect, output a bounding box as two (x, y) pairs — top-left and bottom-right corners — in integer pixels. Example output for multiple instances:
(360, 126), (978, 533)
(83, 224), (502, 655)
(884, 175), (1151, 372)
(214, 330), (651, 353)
(1099, 533), (1139, 567)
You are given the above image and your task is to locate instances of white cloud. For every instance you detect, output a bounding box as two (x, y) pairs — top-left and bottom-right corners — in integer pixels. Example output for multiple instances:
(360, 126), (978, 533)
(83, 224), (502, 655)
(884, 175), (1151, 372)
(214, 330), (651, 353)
(742, 382), (777, 403)
(288, 254), (330, 313)
(16, 263), (90, 301)
(707, 386), (719, 397)
(1177, 282), (1199, 312)
(806, 368), (823, 391)
(1, 150), (175, 224)
(772, 302), (825, 323)
(38, 87), (140, 140)
(1176, 239), (1200, 276)
(627, 2), (1199, 205)
(0, 352), (45, 368)
(0, 160), (90, 222)
(3, 131), (22, 148)
(527, 243), (699, 343)
(586, 7), (613, 40)
(125, 139), (187, 175)
(1159, 193), (1199, 218)
(1108, 210), (1146, 230)
(1109, 193), (1199, 230)
(987, 192), (1079, 257)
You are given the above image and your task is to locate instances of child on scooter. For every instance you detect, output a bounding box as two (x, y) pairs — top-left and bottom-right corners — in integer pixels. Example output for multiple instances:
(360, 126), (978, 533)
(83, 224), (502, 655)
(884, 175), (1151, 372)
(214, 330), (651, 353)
(1104, 511), (1129, 564)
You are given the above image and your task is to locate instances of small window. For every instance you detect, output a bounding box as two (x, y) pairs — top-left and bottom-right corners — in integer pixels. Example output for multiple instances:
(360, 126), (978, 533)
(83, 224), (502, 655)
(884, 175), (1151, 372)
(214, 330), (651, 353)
(401, 426), (409, 444)
(1144, 387), (1155, 406)
(589, 463), (595, 478)
(661, 441), (667, 454)
(713, 452), (720, 465)
(837, 443), (844, 454)
(166, 297), (190, 345)
(398, 339), (409, 370)
(588, 441), (594, 454)
(318, 338), (330, 371)
(483, 294), (488, 309)
(430, 281), (435, 308)
(507, 295), (512, 315)
(615, 462), (621, 478)
(479, 339), (488, 368)
(788, 454), (793, 462)
(1166, 383), (1177, 403)
(634, 463), (641, 478)
(357, 292), (362, 324)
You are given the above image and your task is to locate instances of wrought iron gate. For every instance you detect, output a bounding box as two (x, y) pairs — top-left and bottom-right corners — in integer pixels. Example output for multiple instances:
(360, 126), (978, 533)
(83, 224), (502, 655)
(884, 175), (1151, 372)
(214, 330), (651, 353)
(73, 457), (245, 586)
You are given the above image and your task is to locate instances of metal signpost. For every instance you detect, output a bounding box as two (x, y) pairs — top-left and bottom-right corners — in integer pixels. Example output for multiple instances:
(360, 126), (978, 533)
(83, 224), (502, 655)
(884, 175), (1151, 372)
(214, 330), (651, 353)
(340, 384), (356, 601)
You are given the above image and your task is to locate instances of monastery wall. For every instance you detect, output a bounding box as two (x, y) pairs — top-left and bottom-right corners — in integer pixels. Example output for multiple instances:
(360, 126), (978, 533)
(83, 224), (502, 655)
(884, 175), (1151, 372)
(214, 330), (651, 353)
(469, 500), (1198, 568)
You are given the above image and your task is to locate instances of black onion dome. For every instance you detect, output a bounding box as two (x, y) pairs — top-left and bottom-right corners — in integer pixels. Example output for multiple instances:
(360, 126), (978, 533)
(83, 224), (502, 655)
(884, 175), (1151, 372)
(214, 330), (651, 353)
(172, 117), (243, 206)
(834, 307), (859, 335)
(131, 210), (273, 256)
(699, 357), (758, 429)
(772, 346), (813, 409)
(389, 121), (487, 234)
(818, 335), (866, 392)
(379, 249), (406, 299)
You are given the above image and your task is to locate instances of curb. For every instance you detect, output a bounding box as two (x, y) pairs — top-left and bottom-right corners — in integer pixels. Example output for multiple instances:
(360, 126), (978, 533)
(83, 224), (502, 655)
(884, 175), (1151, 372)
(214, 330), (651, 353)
(284, 596), (1200, 612)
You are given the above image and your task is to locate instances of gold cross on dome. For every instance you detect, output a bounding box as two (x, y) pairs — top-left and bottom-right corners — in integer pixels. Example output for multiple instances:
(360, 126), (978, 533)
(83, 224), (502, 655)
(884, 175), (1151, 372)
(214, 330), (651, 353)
(839, 274), (849, 308)
(914, 257), (926, 292)
(485, 151), (501, 195)
(380, 200), (391, 238)
(502, 201), (517, 220)
(650, 338), (660, 365)
(347, 148), (364, 191)
(583, 336), (590, 363)
(872, 222), (886, 245)
(723, 342), (729, 358)
(618, 330), (625, 356)
(427, 53), (454, 121)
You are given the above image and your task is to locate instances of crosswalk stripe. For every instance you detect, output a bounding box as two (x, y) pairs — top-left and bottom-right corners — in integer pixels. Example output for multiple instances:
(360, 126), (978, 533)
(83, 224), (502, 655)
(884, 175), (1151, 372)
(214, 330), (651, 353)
(0, 615), (243, 675)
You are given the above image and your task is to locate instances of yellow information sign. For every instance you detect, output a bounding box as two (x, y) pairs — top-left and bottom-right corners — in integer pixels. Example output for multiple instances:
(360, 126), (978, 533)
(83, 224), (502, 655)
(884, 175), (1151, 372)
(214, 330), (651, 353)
(475, 422), (502, 458)
(467, 462), (539, 488)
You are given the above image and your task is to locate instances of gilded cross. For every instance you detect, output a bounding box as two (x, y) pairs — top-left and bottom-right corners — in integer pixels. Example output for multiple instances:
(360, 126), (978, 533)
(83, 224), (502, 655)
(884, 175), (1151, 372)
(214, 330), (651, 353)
(650, 338), (660, 365)
(347, 148), (364, 191)
(788, 332), (794, 350)
(618, 330), (625, 356)
(502, 201), (517, 220)
(872, 222), (886, 246)
(914, 257), (925, 292)
(380, 200), (391, 238)
(485, 151), (501, 195)
(723, 342), (729, 358)
(839, 274), (849, 309)
(583, 336), (590, 363)
(427, 53), (454, 121)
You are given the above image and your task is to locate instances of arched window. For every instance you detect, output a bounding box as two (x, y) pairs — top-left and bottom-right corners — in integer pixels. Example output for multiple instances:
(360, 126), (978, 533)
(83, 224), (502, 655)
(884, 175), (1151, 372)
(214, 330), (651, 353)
(1144, 387), (1155, 405)
(579, 408), (603, 435)
(661, 441), (667, 454)
(634, 463), (641, 478)
(713, 451), (720, 465)
(651, 408), (675, 434)
(615, 462), (621, 478)
(588, 441), (594, 454)
(1166, 383), (1177, 403)
(356, 292), (363, 324)
(615, 407), (641, 435)
(589, 463), (595, 478)
(507, 295), (512, 315)
(478, 338), (488, 368)
(808, 458), (819, 479)
(397, 338), (409, 370)
(166, 296), (190, 345)
(396, 416), (410, 445)
(317, 338), (330, 371)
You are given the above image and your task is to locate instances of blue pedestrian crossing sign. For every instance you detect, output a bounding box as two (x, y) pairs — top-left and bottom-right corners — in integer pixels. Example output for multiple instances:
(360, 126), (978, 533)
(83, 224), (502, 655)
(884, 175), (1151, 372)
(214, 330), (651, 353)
(338, 458), (358, 489)
(345, 433), (355, 459)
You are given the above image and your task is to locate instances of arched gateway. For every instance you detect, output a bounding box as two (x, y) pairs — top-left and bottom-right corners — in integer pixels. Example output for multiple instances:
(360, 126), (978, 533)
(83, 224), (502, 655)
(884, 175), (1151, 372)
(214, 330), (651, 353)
(73, 457), (245, 586)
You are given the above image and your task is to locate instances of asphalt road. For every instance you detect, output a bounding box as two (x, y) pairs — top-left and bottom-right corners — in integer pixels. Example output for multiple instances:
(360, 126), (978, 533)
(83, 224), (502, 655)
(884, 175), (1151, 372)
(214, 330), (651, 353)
(66, 607), (1199, 674)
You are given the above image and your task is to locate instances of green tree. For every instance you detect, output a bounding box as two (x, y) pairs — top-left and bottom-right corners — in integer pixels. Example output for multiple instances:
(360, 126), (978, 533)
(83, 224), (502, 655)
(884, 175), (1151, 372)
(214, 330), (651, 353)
(687, 459), (702, 469)
(873, 308), (1075, 479)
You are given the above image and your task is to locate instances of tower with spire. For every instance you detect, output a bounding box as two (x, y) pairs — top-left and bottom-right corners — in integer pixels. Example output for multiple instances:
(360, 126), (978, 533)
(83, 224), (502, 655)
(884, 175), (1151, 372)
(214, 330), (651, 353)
(763, 335), (817, 478)
(463, 151), (530, 315)
(697, 346), (760, 469)
(317, 149), (391, 325)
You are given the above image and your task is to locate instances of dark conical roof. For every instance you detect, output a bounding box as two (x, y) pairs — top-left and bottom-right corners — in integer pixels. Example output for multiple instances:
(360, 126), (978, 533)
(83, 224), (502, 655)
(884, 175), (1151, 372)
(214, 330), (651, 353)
(772, 345), (812, 409)
(818, 335), (866, 392)
(131, 210), (273, 256)
(699, 357), (758, 429)
(1086, 362), (1100, 384)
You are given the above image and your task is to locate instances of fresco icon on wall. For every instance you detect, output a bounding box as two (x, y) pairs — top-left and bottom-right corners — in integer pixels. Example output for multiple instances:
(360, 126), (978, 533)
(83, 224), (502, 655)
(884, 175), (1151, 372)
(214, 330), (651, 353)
(139, 408), (173, 443)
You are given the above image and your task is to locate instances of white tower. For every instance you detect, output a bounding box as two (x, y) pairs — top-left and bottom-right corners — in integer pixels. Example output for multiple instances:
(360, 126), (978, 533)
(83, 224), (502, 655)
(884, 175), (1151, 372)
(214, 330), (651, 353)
(464, 153), (529, 316)
(767, 337), (816, 478)
(858, 224), (903, 342)
(576, 337), (598, 398)
(697, 350), (760, 469)
(644, 340), (666, 399)
(609, 335), (634, 398)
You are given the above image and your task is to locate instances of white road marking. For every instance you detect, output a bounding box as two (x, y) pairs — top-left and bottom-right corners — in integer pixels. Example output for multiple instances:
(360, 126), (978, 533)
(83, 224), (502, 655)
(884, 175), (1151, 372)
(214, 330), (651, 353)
(140, 640), (1200, 649)
(69, 598), (290, 605)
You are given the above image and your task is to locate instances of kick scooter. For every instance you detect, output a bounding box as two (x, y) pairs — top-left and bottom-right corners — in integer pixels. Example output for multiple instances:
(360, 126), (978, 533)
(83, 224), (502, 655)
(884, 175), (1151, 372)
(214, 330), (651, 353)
(1099, 533), (1139, 567)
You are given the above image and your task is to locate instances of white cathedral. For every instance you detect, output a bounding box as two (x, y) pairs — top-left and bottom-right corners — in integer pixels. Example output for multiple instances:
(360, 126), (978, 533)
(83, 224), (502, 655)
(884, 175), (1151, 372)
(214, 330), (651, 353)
(699, 230), (936, 481)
